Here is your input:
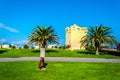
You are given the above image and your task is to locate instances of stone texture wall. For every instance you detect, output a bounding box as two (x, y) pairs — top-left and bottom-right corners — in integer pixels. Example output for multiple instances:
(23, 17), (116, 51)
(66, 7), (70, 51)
(66, 24), (87, 50)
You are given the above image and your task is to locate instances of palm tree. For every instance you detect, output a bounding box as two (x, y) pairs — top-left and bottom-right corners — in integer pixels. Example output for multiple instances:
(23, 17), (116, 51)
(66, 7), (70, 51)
(28, 26), (59, 70)
(81, 24), (117, 55)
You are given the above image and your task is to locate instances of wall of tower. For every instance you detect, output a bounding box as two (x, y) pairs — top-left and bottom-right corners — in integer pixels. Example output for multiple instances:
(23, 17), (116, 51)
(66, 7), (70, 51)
(66, 27), (71, 47)
(65, 24), (87, 50)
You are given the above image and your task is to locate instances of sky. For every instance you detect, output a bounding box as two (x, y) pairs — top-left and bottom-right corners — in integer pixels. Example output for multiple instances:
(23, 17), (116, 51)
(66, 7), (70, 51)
(0, 0), (120, 46)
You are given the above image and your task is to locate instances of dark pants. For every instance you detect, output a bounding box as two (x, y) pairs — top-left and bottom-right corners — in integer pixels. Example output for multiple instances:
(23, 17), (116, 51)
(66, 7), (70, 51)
(38, 57), (46, 69)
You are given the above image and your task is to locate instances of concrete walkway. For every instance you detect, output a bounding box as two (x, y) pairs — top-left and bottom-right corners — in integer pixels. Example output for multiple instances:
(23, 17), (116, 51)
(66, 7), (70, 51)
(0, 57), (120, 63)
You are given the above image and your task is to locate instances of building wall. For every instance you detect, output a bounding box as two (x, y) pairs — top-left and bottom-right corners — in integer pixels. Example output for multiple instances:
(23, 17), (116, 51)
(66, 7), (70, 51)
(66, 24), (87, 50)
(0, 44), (10, 49)
(47, 44), (57, 49)
(117, 43), (120, 51)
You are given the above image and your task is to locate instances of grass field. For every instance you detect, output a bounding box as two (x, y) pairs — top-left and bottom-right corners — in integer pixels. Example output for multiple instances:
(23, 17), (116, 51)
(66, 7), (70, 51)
(0, 49), (120, 58)
(0, 61), (120, 80)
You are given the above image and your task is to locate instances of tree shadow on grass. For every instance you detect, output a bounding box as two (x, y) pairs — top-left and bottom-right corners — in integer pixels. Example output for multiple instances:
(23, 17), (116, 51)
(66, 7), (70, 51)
(0, 49), (8, 54)
(76, 51), (95, 55)
(100, 50), (120, 56)
(31, 49), (58, 54)
(31, 50), (40, 53)
(46, 49), (58, 54)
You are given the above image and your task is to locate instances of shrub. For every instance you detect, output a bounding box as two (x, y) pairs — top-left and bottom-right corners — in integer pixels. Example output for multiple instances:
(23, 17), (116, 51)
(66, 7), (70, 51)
(23, 44), (29, 49)
(11, 46), (16, 49)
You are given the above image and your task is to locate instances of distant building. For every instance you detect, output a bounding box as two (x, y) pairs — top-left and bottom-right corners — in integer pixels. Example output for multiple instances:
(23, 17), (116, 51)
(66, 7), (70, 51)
(101, 46), (109, 50)
(65, 24), (87, 50)
(0, 44), (10, 49)
(101, 44), (109, 50)
(34, 45), (39, 49)
(117, 43), (120, 51)
(47, 44), (58, 49)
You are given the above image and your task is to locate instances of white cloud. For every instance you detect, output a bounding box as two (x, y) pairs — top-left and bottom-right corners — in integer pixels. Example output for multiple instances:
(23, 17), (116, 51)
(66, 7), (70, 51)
(12, 40), (28, 45)
(0, 23), (4, 28)
(0, 39), (6, 42)
(5, 27), (19, 33)
(0, 23), (19, 33)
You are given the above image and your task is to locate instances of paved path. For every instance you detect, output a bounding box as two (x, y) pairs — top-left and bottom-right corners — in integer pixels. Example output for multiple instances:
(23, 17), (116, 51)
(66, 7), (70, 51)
(0, 57), (120, 63)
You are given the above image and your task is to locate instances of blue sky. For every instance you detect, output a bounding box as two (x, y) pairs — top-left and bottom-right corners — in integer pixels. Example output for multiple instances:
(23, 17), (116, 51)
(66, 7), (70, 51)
(0, 0), (120, 45)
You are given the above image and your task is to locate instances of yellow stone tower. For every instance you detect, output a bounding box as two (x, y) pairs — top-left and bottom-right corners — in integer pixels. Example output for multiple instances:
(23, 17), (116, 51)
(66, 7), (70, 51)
(66, 24), (87, 50)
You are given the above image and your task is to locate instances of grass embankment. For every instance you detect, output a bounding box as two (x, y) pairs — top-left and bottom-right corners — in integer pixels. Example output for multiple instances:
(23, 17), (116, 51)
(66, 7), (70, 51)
(0, 61), (120, 80)
(0, 49), (120, 58)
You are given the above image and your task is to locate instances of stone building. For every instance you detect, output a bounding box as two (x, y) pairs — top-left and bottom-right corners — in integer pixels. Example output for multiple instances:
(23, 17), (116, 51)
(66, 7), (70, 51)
(65, 24), (87, 50)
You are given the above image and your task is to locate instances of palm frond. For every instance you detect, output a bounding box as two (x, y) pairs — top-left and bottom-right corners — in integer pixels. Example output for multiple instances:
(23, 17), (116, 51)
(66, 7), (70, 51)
(81, 24), (118, 50)
(27, 26), (59, 47)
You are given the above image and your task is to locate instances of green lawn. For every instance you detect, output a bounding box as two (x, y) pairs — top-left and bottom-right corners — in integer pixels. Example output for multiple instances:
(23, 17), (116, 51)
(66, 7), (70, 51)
(0, 49), (120, 58)
(0, 61), (120, 80)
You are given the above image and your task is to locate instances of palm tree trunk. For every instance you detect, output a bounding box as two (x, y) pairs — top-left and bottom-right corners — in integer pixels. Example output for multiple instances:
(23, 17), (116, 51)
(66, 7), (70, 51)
(38, 47), (46, 69)
(96, 47), (99, 55)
